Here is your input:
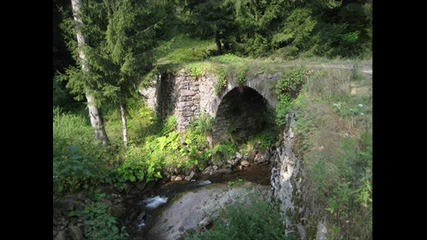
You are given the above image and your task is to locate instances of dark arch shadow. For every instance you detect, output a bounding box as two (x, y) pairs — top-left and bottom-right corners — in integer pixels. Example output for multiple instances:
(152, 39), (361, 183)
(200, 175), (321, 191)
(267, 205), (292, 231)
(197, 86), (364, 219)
(212, 86), (275, 146)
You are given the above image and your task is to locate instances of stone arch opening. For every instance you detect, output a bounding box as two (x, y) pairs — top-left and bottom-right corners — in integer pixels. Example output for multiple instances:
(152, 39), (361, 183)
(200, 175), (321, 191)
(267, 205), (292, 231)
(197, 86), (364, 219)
(212, 86), (275, 145)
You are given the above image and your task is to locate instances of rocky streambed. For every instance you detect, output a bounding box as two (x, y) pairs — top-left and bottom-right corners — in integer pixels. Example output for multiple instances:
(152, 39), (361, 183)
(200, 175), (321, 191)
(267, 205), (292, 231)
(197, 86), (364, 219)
(53, 151), (274, 240)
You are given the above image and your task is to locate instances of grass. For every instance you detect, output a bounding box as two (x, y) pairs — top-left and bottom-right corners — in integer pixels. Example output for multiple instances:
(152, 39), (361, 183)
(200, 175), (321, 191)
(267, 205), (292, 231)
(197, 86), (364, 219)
(291, 67), (372, 239)
(184, 195), (297, 240)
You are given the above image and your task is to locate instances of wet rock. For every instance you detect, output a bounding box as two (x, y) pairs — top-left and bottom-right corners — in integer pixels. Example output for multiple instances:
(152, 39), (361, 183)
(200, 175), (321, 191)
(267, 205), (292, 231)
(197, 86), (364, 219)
(129, 209), (138, 220)
(136, 182), (147, 191)
(196, 180), (212, 186)
(147, 182), (270, 240)
(240, 160), (250, 167)
(202, 166), (213, 175)
(213, 165), (218, 171)
(217, 169), (232, 174)
(110, 203), (126, 218)
(137, 212), (146, 222)
(68, 225), (83, 240)
(185, 171), (195, 181)
(236, 152), (242, 159)
(237, 165), (243, 171)
(253, 153), (263, 163)
(54, 231), (66, 240)
(227, 158), (239, 166)
(174, 176), (183, 181)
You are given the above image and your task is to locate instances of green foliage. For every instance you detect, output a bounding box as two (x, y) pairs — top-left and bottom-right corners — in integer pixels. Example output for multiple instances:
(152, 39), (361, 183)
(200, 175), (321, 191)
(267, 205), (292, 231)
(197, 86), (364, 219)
(274, 67), (309, 125)
(53, 77), (82, 112)
(161, 115), (177, 135)
(247, 128), (278, 151)
(118, 144), (163, 183)
(53, 145), (108, 195)
(227, 178), (245, 187)
(117, 114), (213, 182)
(126, 100), (160, 144)
(209, 53), (248, 64)
(185, 196), (296, 240)
(157, 34), (217, 65)
(53, 109), (111, 195)
(236, 64), (249, 85)
(81, 193), (129, 240)
(289, 67), (372, 238)
(215, 70), (228, 95)
(185, 62), (213, 78)
(188, 114), (215, 135)
(209, 144), (237, 163)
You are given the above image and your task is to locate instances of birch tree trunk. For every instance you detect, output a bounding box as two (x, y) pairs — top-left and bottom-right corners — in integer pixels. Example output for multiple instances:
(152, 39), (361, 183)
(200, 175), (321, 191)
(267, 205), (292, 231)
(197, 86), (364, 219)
(119, 97), (129, 148)
(71, 0), (109, 146)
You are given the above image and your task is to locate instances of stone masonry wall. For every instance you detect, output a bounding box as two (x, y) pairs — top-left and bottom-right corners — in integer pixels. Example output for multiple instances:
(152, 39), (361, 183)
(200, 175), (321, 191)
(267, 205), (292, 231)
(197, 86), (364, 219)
(140, 69), (280, 131)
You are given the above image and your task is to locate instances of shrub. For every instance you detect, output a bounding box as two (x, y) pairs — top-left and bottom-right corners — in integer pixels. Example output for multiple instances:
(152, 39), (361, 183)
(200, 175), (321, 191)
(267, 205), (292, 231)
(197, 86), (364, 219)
(188, 114), (215, 135)
(80, 192), (129, 240)
(53, 146), (108, 195)
(53, 109), (111, 195)
(274, 67), (309, 125)
(209, 144), (237, 163)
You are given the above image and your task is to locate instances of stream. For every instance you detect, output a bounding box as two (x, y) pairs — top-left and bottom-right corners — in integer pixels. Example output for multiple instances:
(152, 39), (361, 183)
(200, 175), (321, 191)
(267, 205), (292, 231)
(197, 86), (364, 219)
(126, 162), (273, 240)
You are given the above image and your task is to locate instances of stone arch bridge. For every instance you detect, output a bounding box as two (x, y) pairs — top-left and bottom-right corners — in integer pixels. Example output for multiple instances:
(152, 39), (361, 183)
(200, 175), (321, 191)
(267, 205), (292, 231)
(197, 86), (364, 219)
(140, 64), (371, 144)
(140, 69), (281, 144)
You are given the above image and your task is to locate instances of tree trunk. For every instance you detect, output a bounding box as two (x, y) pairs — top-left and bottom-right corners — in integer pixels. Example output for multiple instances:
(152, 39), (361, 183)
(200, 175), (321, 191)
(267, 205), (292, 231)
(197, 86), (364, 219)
(215, 30), (222, 55)
(119, 98), (129, 148)
(86, 95), (110, 146)
(71, 0), (109, 146)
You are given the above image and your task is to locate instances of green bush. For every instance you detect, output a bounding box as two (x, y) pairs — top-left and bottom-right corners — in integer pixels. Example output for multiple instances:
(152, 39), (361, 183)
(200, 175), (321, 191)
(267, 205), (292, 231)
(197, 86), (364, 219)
(117, 144), (163, 183)
(209, 144), (237, 163)
(53, 146), (109, 195)
(246, 128), (278, 151)
(274, 67), (309, 125)
(117, 114), (213, 182)
(80, 193), (129, 240)
(188, 114), (215, 135)
(161, 115), (177, 135)
(53, 108), (111, 195)
(236, 64), (249, 85)
(157, 34), (217, 65)
(185, 196), (296, 240)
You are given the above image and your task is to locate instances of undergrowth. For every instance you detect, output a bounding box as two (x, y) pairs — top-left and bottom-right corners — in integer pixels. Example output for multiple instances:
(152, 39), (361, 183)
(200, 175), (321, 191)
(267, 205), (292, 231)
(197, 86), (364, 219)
(185, 195), (296, 240)
(291, 68), (372, 239)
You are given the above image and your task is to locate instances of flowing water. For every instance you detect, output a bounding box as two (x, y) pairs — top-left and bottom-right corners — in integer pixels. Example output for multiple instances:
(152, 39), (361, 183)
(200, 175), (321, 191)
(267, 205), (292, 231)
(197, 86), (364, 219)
(126, 163), (272, 239)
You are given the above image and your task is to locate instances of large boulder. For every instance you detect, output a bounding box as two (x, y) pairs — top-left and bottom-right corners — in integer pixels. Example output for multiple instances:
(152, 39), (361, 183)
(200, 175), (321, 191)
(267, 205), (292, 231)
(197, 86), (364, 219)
(146, 182), (270, 240)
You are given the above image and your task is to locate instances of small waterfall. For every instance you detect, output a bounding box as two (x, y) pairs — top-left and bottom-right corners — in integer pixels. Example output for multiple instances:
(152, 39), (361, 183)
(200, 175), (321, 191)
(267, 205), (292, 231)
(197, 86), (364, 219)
(143, 196), (168, 209)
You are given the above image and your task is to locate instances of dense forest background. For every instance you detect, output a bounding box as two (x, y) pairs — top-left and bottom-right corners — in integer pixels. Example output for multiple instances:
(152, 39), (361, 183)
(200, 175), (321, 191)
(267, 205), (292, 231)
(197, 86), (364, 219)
(53, 0), (372, 111)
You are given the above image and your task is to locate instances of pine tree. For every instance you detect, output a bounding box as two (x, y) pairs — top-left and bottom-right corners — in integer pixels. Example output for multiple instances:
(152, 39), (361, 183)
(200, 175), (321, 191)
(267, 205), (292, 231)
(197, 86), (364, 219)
(180, 0), (235, 55)
(59, 0), (110, 146)
(102, 0), (168, 147)
(58, 0), (169, 148)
